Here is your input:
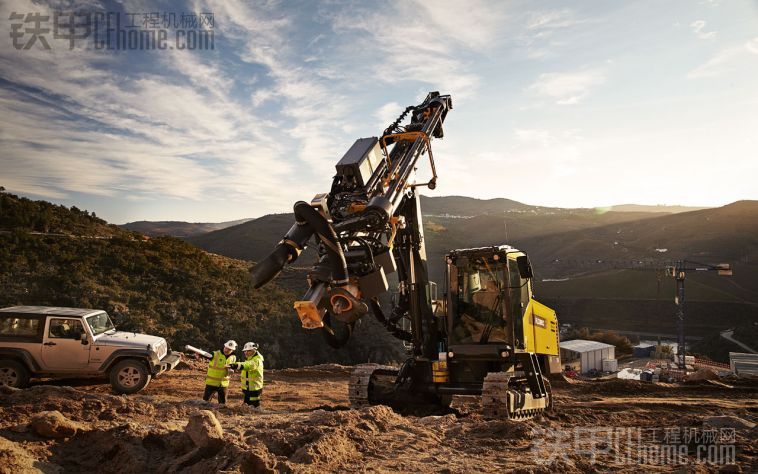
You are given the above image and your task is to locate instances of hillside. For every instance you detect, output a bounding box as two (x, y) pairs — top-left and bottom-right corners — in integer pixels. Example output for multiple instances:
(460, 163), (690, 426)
(187, 197), (665, 263)
(606, 204), (710, 213)
(0, 191), (404, 368)
(520, 200), (758, 269)
(185, 196), (758, 338)
(418, 195), (534, 216)
(120, 218), (253, 237)
(187, 213), (303, 263)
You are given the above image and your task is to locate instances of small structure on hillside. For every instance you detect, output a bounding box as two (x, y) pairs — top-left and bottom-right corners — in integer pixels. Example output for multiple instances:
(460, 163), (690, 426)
(560, 339), (616, 374)
(730, 352), (758, 377)
(633, 343), (656, 358)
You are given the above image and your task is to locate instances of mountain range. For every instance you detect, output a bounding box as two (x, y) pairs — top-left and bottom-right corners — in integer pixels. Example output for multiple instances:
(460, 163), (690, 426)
(181, 195), (758, 345)
(121, 218), (253, 237)
(5, 190), (755, 361)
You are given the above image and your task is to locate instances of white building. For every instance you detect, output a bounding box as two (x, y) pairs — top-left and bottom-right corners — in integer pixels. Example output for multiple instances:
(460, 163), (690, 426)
(730, 352), (758, 377)
(560, 339), (616, 374)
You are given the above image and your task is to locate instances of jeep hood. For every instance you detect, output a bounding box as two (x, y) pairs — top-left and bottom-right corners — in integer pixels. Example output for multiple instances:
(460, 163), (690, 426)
(95, 331), (165, 349)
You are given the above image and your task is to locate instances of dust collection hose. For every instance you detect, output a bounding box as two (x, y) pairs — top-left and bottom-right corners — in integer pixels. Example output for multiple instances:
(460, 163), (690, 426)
(250, 201), (349, 288)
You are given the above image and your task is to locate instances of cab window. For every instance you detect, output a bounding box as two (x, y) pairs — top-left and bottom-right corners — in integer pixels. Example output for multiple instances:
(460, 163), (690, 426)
(509, 260), (529, 349)
(48, 318), (84, 339)
(450, 258), (508, 344)
(0, 316), (40, 337)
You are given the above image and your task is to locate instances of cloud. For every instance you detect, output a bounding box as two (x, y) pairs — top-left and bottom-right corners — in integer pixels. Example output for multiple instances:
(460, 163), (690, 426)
(0, 0), (294, 213)
(526, 9), (582, 31)
(327, 0), (507, 100)
(687, 37), (758, 78)
(374, 102), (402, 130)
(690, 20), (717, 40)
(526, 70), (606, 105)
(514, 8), (588, 59)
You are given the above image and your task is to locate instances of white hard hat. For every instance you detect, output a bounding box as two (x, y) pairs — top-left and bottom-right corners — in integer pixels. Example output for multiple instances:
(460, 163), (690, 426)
(243, 342), (259, 352)
(224, 340), (238, 350)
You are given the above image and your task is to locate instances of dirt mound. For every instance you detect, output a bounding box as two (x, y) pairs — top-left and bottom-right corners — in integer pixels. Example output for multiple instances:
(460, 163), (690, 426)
(243, 405), (427, 470)
(686, 368), (720, 382)
(0, 385), (157, 424)
(575, 378), (673, 395)
(0, 435), (40, 474)
(0, 364), (755, 472)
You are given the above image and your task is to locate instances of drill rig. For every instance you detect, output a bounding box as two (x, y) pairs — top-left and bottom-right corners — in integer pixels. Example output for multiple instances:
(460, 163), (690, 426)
(251, 92), (560, 419)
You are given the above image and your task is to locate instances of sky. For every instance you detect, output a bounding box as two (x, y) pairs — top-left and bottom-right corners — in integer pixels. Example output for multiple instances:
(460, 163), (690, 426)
(1, 0), (757, 224)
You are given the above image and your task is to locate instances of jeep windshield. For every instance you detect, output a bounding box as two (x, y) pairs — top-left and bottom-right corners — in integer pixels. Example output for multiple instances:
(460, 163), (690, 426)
(86, 312), (116, 335)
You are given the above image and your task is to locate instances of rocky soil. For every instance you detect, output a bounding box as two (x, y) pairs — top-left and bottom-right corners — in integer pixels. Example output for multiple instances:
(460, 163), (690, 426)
(0, 359), (756, 473)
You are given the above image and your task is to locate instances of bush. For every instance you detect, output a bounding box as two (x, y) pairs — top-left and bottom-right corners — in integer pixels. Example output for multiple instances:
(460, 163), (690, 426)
(565, 327), (633, 355)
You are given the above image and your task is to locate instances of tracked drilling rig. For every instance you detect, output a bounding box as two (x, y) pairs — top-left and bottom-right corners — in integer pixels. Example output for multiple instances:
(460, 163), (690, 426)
(251, 92), (560, 419)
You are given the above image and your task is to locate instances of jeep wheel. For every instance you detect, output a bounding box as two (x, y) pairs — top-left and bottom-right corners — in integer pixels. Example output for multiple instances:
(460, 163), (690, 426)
(0, 359), (30, 389)
(109, 359), (151, 394)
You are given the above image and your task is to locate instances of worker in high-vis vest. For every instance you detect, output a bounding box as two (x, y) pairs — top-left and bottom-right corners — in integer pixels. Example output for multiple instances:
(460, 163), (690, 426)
(203, 339), (237, 404)
(229, 341), (264, 407)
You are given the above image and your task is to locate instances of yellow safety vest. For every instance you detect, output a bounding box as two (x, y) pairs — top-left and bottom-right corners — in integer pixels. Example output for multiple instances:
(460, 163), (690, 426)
(205, 351), (236, 387)
(240, 352), (264, 391)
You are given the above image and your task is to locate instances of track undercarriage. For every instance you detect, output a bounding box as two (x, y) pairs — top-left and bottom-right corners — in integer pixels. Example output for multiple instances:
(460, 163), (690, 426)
(349, 364), (552, 420)
(481, 372), (553, 420)
(348, 364), (451, 411)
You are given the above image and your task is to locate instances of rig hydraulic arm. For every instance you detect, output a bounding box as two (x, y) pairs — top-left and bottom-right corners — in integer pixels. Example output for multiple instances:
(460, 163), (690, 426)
(251, 92), (452, 349)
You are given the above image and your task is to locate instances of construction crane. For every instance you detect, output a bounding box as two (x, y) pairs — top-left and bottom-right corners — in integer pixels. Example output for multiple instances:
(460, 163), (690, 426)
(251, 92), (560, 419)
(666, 260), (732, 368)
(547, 258), (733, 368)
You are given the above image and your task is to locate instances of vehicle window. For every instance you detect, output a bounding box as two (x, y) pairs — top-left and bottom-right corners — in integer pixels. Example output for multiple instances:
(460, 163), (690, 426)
(48, 318), (84, 339)
(0, 316), (40, 337)
(85, 312), (115, 335)
(509, 261), (529, 349)
(451, 258), (508, 344)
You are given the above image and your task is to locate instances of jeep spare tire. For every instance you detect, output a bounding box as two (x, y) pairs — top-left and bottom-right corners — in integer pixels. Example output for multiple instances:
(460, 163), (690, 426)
(109, 359), (151, 394)
(0, 359), (30, 389)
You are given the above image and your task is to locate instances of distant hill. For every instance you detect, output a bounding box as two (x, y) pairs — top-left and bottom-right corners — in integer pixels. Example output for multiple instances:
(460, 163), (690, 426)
(187, 213), (310, 263)
(184, 195), (758, 338)
(0, 191), (403, 368)
(605, 204), (710, 213)
(121, 218), (253, 237)
(187, 196), (665, 262)
(519, 200), (758, 271)
(418, 195), (534, 216)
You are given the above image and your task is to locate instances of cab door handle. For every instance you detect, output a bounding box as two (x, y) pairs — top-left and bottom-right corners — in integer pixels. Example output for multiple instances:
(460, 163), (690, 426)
(43, 342), (57, 346)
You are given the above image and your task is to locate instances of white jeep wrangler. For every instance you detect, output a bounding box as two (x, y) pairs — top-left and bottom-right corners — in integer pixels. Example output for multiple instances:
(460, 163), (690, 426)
(0, 306), (181, 394)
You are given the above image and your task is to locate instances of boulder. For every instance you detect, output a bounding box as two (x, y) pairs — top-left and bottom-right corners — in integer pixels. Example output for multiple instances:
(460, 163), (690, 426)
(185, 410), (224, 450)
(30, 410), (83, 439)
(687, 368), (719, 382)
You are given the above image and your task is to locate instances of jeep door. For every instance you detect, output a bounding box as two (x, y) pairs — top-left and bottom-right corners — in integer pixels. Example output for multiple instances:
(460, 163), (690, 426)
(40, 317), (91, 370)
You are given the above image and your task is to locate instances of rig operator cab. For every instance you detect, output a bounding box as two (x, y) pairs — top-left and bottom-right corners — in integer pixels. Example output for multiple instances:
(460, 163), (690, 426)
(440, 246), (560, 418)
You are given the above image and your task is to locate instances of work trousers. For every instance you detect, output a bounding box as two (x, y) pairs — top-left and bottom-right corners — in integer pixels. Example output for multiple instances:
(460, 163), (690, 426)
(203, 384), (227, 404)
(243, 389), (262, 407)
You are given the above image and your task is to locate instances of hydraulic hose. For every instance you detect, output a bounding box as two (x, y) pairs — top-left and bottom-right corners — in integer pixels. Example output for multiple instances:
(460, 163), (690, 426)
(250, 243), (292, 289)
(249, 201), (349, 289)
(292, 201), (349, 286)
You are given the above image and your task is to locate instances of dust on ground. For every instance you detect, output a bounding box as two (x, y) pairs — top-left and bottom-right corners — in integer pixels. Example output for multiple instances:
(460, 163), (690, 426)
(1, 358), (756, 473)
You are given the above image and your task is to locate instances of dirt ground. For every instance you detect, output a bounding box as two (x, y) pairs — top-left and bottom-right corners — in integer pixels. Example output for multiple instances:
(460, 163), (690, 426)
(0, 359), (756, 473)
